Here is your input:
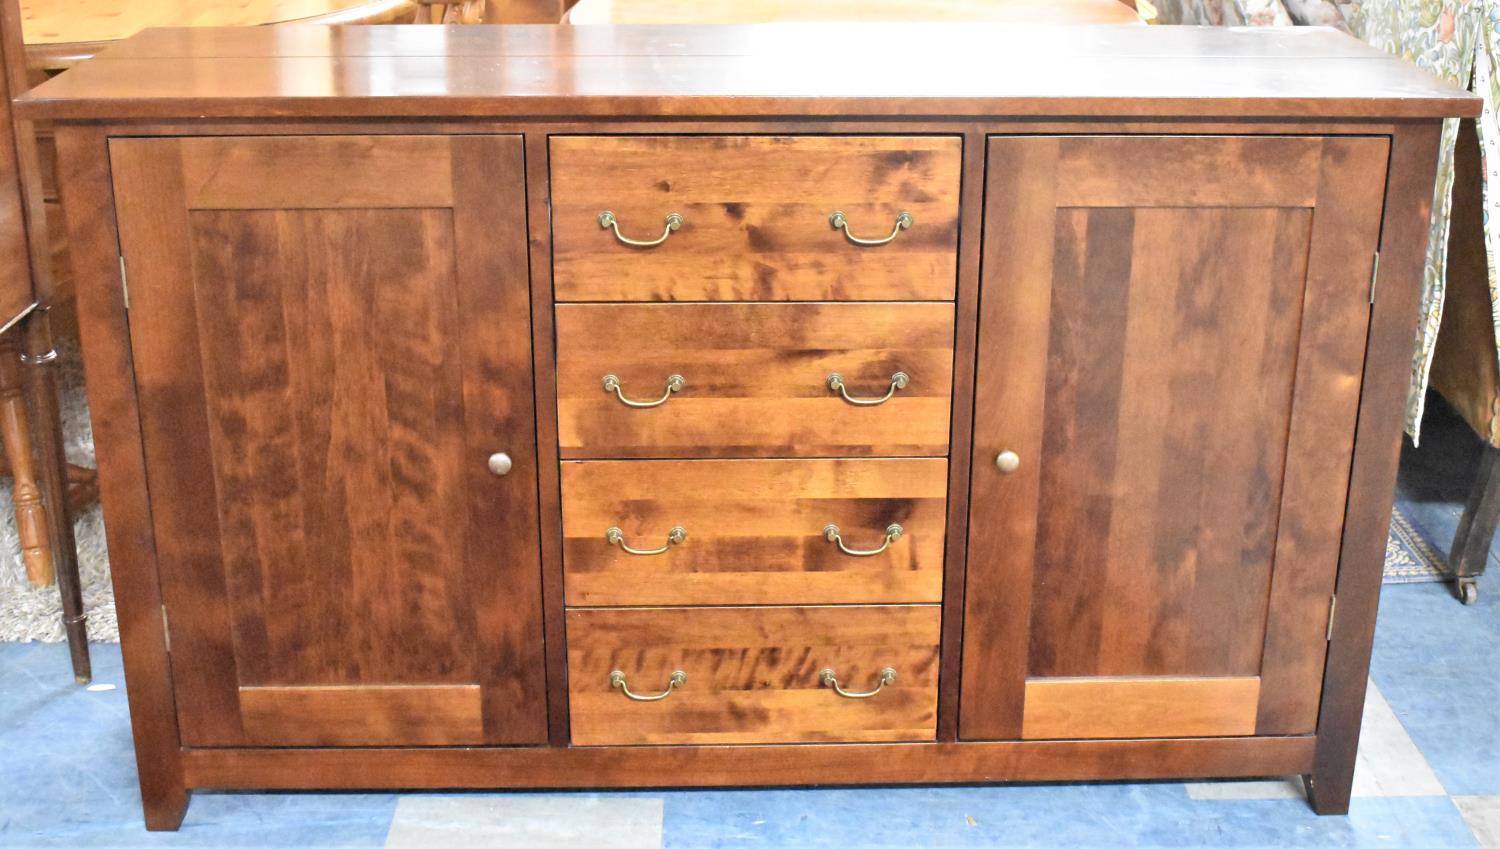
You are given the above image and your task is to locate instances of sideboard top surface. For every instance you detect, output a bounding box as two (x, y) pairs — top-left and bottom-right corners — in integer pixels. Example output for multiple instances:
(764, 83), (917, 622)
(15, 23), (1479, 121)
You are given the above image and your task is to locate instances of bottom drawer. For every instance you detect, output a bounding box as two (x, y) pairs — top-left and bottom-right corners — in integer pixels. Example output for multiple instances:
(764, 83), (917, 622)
(567, 605), (940, 745)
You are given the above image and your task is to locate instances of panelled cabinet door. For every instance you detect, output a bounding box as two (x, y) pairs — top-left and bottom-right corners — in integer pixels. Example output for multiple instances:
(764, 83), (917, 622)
(109, 135), (548, 747)
(960, 135), (1389, 741)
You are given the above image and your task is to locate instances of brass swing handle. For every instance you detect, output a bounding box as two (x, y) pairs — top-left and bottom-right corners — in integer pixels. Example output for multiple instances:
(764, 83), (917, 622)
(610, 670), (686, 702)
(598, 211), (683, 247)
(606, 526), (687, 556)
(827, 372), (908, 406)
(823, 522), (903, 557)
(821, 667), (897, 699)
(603, 374), (684, 408)
(830, 210), (913, 246)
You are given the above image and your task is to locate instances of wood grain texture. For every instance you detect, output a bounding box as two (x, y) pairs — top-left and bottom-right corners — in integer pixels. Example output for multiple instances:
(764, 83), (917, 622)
(14, 25), (1479, 122)
(179, 135), (454, 208)
(562, 458), (947, 605)
(567, 605), (940, 745)
(556, 302), (954, 458)
(960, 135), (1385, 742)
(54, 124), (189, 830)
(525, 130), (571, 746)
(0, 0), (37, 327)
(1020, 677), (1261, 740)
(109, 134), (548, 748)
(1309, 122), (1443, 815)
(180, 736), (1318, 789)
(936, 127), (985, 742)
(240, 685), (483, 746)
(1255, 136), (1390, 735)
(551, 135), (960, 301)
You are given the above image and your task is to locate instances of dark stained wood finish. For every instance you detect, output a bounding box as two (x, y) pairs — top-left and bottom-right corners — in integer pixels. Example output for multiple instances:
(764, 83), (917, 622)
(54, 124), (189, 830)
(525, 130), (572, 746)
(550, 135), (960, 302)
(108, 134), (548, 748)
(12, 25), (1481, 122)
(30, 21), (1475, 829)
(556, 302), (954, 458)
(567, 605), (940, 744)
(960, 135), (1388, 741)
(180, 735), (1318, 788)
(562, 459), (947, 605)
(23, 308), (90, 681)
(239, 685), (484, 746)
(1309, 121), (1445, 815)
(936, 126), (984, 743)
(1255, 137), (1390, 734)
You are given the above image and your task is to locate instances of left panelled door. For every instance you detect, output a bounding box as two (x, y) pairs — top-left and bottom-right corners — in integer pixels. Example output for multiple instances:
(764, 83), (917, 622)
(109, 135), (548, 747)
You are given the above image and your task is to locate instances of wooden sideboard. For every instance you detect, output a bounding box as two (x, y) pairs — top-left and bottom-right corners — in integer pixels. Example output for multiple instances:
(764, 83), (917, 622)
(16, 23), (1477, 831)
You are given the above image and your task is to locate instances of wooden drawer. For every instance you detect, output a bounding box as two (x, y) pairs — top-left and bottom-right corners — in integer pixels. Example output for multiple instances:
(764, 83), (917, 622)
(556, 302), (954, 458)
(550, 135), (961, 301)
(562, 458), (947, 606)
(567, 605), (940, 745)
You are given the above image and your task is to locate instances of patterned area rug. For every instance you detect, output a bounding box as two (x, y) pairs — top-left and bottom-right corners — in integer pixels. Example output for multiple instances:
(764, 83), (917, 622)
(1385, 503), (1451, 584)
(0, 342), (1459, 643)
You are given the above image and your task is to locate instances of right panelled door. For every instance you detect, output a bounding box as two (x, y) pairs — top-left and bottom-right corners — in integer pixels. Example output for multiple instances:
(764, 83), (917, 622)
(959, 135), (1389, 741)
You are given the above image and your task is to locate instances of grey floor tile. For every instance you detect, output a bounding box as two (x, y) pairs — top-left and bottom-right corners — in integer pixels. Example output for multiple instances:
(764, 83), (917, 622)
(1457, 796), (1500, 849)
(1352, 679), (1446, 797)
(1184, 677), (1444, 802)
(1184, 777), (1305, 801)
(385, 794), (663, 849)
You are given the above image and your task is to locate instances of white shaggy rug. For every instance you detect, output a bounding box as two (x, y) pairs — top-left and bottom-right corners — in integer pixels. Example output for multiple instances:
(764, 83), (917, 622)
(0, 337), (117, 643)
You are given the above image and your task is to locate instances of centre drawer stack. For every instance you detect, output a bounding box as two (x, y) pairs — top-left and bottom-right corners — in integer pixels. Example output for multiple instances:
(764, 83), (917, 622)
(549, 136), (962, 745)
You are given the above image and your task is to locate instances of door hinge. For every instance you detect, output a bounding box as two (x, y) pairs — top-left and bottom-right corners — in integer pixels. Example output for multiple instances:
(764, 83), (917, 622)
(1368, 251), (1380, 305)
(1326, 594), (1338, 641)
(119, 255), (130, 310)
(160, 605), (171, 653)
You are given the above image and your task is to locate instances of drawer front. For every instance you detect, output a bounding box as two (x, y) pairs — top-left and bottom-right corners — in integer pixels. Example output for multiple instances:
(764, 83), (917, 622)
(556, 302), (954, 458)
(567, 606), (940, 745)
(550, 135), (961, 301)
(563, 458), (947, 606)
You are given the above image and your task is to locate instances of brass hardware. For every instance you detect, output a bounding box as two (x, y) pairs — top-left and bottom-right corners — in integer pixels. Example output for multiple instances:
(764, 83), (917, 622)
(1368, 251), (1381, 304)
(829, 210), (913, 246)
(995, 450), (1021, 473)
(823, 522), (903, 557)
(610, 669), (687, 702)
(827, 371), (908, 406)
(606, 525), (687, 556)
(603, 373), (684, 408)
(487, 452), (513, 476)
(1326, 594), (1338, 641)
(598, 210), (683, 247)
(821, 666), (896, 699)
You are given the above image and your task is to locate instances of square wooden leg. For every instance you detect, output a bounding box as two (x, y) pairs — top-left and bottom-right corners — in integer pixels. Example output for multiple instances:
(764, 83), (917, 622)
(1450, 443), (1499, 605)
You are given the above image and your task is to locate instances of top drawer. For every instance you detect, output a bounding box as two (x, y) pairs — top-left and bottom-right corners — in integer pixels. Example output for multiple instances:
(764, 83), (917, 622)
(550, 136), (961, 302)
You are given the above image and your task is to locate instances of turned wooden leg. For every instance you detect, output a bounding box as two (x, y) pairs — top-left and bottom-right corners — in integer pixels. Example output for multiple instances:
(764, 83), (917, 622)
(0, 332), (54, 587)
(1450, 443), (1500, 605)
(24, 309), (89, 682)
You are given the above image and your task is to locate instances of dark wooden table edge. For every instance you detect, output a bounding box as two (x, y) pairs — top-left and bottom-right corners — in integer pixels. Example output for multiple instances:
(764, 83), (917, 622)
(14, 96), (1481, 123)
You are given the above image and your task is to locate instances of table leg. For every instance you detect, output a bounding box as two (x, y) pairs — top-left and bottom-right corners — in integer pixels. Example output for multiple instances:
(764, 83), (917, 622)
(24, 309), (89, 682)
(0, 330), (53, 587)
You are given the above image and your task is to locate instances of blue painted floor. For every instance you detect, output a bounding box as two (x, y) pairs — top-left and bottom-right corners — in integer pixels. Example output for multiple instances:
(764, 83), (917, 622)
(2, 397), (1498, 848)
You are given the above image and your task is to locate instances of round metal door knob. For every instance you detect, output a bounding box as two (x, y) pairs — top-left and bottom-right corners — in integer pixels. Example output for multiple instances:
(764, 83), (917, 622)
(488, 452), (514, 476)
(995, 450), (1021, 474)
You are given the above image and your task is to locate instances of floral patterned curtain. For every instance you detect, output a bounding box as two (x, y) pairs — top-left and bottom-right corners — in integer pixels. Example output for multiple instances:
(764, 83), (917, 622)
(1155, 0), (1500, 444)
